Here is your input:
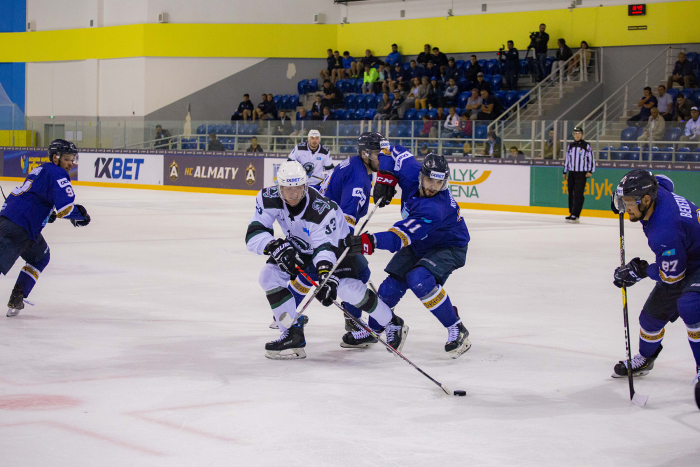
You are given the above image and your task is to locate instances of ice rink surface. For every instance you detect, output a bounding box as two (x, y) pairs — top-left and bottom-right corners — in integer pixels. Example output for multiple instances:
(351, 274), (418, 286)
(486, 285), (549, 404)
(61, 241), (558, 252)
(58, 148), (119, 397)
(0, 182), (698, 466)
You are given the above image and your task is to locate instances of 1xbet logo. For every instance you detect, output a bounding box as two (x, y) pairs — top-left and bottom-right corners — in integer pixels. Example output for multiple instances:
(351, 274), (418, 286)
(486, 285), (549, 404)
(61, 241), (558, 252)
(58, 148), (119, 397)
(94, 158), (145, 179)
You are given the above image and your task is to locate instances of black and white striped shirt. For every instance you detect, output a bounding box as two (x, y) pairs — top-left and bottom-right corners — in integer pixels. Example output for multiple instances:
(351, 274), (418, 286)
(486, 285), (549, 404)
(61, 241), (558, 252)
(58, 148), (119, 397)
(563, 139), (596, 173)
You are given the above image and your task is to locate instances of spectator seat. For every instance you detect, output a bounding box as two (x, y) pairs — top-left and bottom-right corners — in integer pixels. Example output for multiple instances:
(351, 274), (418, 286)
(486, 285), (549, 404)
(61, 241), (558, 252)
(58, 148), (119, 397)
(364, 109), (377, 120)
(517, 90), (530, 107)
(477, 59), (486, 68)
(474, 125), (488, 140)
(279, 96), (290, 110)
(196, 124), (206, 135)
(398, 125), (411, 138)
(666, 88), (680, 101)
(273, 95), (282, 106)
(458, 92), (470, 109)
(694, 90), (700, 106)
(504, 90), (519, 108)
(611, 145), (628, 160)
(665, 127), (683, 142)
(416, 109), (428, 120)
(289, 95), (300, 109)
(345, 94), (357, 110)
(352, 109), (364, 120)
(427, 109), (438, 119)
(680, 89), (695, 103)
(494, 90), (506, 101)
(621, 126), (638, 142)
(298, 79), (308, 95)
(307, 79), (318, 93)
(404, 108), (418, 120)
(599, 146), (614, 160)
(455, 60), (465, 69)
(490, 75), (503, 92)
(692, 148), (700, 162)
(677, 147), (691, 162)
(686, 52), (697, 63)
(462, 60), (471, 71)
(519, 59), (530, 75)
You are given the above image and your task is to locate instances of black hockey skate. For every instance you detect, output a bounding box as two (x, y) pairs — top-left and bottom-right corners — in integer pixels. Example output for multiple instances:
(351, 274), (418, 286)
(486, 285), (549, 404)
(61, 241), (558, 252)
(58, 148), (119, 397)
(384, 314), (408, 354)
(6, 284), (24, 318)
(612, 344), (662, 378)
(445, 320), (471, 358)
(340, 327), (378, 349)
(265, 318), (307, 360)
(694, 366), (700, 410)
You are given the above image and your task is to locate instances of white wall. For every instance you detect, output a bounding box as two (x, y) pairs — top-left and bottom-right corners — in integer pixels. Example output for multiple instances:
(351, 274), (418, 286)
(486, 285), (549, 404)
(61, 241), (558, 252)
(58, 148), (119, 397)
(26, 57), (265, 117)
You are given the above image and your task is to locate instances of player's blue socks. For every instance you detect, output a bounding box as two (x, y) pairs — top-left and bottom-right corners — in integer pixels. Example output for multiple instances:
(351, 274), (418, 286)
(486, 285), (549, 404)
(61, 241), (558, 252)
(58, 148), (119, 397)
(638, 311), (668, 359)
(678, 292), (700, 365)
(406, 267), (459, 328)
(15, 254), (50, 298)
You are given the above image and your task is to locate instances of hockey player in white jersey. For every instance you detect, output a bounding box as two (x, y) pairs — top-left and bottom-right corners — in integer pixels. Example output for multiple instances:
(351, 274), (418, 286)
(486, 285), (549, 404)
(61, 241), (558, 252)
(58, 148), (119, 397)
(287, 130), (334, 188)
(245, 160), (406, 359)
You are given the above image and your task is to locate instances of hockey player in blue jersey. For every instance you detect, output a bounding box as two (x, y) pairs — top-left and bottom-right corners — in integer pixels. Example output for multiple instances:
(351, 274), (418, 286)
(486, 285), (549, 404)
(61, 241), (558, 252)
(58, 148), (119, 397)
(0, 139), (90, 317)
(343, 153), (472, 358)
(287, 131), (404, 348)
(611, 170), (700, 395)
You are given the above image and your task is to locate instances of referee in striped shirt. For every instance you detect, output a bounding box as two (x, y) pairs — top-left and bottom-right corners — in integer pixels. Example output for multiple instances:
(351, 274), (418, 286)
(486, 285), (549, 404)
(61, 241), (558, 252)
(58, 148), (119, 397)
(563, 126), (595, 223)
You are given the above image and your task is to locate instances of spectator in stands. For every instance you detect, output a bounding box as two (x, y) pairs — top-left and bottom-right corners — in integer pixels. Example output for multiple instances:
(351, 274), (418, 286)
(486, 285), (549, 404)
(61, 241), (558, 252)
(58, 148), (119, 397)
(320, 106), (335, 134)
(551, 38), (573, 81)
(675, 93), (694, 122)
(667, 52), (695, 90)
(253, 94), (270, 121)
(389, 89), (405, 120)
(273, 110), (293, 135)
(465, 55), (482, 83)
(443, 107), (461, 138)
(680, 106), (700, 146)
(407, 60), (424, 81)
(431, 47), (449, 74)
(361, 49), (381, 70)
(419, 115), (432, 138)
(311, 95), (324, 119)
(342, 51), (358, 79)
(207, 132), (225, 151)
(374, 92), (392, 120)
(427, 78), (441, 109)
(377, 65), (388, 94)
(462, 142), (472, 156)
(388, 63), (407, 93)
(362, 65), (379, 94)
(330, 50), (344, 83)
(320, 49), (334, 82)
(294, 108), (312, 135)
(246, 136), (264, 153)
(231, 93), (254, 121)
(465, 88), (483, 121)
(500, 41), (520, 91)
(475, 73), (491, 93)
(400, 78), (418, 114)
(435, 107), (447, 122)
(568, 41), (591, 79)
(154, 125), (172, 149)
(656, 85), (674, 121)
(419, 144), (430, 156)
(626, 87), (657, 127)
(385, 44), (402, 66)
(267, 93), (278, 119)
(508, 147), (526, 160)
(440, 78), (459, 108)
(414, 76), (430, 110)
(321, 80), (342, 108)
(543, 128), (559, 159)
(533, 23), (549, 81)
(417, 44), (432, 67)
(444, 57), (461, 83)
(482, 131), (502, 158)
(424, 61), (440, 82)
(638, 106), (665, 144)
(456, 114), (472, 138)
(477, 89), (499, 121)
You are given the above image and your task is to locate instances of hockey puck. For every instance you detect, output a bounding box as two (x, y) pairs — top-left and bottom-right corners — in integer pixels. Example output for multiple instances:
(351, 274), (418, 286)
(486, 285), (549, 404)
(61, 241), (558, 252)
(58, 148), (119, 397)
(454, 390), (466, 396)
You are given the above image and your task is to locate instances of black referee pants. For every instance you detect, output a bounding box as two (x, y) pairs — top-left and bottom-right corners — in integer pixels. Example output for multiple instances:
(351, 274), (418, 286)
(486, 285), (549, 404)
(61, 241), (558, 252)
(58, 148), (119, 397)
(567, 171), (587, 217)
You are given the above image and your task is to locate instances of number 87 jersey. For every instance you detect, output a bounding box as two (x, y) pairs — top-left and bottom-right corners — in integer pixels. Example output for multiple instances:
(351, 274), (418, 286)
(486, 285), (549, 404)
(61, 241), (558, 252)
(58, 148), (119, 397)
(0, 162), (78, 241)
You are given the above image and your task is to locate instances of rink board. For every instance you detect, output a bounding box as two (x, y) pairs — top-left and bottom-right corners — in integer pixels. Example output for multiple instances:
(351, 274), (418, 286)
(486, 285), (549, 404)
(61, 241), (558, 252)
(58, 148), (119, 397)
(2, 147), (700, 215)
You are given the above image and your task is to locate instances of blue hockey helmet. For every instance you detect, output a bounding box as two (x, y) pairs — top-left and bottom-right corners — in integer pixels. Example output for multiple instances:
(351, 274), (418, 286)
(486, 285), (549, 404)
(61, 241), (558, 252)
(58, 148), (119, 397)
(48, 139), (78, 165)
(419, 152), (450, 194)
(612, 169), (658, 215)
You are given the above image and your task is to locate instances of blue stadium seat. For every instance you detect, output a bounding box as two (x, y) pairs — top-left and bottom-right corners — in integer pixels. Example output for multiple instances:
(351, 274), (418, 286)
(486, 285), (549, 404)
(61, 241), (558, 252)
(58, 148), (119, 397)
(494, 90), (506, 101)
(462, 60), (471, 71)
(405, 108), (418, 120)
(307, 79), (318, 93)
(289, 94), (300, 109)
(416, 109), (428, 120)
(504, 90), (518, 108)
(279, 95), (290, 110)
(695, 90), (700, 105)
(519, 59), (530, 75)
(653, 151), (671, 162)
(458, 92), (470, 109)
(345, 94), (357, 110)
(621, 126), (638, 142)
(677, 147), (691, 162)
(398, 125), (411, 138)
(352, 109), (364, 120)
(196, 124), (206, 135)
(298, 79), (308, 95)
(484, 74), (492, 82)
(455, 60), (464, 69)
(477, 59), (486, 68)
(517, 90), (529, 107)
(403, 63), (411, 71)
(666, 88), (680, 101)
(599, 146), (614, 160)
(427, 109), (438, 119)
(355, 96), (367, 110)
(475, 125), (488, 139)
(353, 79), (363, 93)
(692, 148), (700, 162)
(681, 89), (695, 103)
(273, 95), (282, 105)
(687, 52), (698, 63)
(665, 127), (683, 142)
(611, 145), (628, 160)
(365, 109), (377, 120)
(490, 75), (502, 92)
(223, 124), (234, 135)
(486, 59), (500, 74)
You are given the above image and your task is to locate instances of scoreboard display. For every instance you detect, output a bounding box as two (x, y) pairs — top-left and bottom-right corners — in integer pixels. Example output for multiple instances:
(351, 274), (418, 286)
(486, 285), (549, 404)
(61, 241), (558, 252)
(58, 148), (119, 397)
(628, 4), (646, 16)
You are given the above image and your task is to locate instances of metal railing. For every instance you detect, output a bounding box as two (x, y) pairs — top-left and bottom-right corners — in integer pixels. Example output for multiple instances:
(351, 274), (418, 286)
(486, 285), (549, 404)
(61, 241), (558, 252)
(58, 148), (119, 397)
(578, 46), (683, 134)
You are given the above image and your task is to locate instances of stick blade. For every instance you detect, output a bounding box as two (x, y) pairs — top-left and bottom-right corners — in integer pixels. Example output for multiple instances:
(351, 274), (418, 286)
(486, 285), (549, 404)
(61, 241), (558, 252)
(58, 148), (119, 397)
(631, 392), (649, 407)
(439, 384), (452, 395)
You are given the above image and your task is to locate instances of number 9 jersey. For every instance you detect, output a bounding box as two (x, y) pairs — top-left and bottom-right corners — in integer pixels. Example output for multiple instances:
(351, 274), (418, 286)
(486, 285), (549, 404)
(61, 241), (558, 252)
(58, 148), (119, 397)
(1, 162), (77, 241)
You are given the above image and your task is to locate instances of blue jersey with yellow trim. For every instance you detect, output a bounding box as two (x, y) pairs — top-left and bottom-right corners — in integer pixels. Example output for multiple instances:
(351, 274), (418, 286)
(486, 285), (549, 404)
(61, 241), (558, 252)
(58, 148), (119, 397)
(319, 155), (372, 232)
(377, 187), (470, 257)
(0, 162), (77, 240)
(377, 145), (421, 208)
(641, 175), (700, 285)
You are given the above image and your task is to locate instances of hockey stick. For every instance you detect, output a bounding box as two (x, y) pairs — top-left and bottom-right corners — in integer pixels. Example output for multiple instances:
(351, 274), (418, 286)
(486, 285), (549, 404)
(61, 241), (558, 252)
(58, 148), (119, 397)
(295, 266), (456, 396)
(619, 211), (648, 407)
(278, 197), (384, 329)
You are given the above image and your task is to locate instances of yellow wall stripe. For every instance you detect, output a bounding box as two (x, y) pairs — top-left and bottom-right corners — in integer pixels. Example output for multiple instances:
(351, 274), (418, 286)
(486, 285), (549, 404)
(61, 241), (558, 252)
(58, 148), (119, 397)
(0, 2), (697, 63)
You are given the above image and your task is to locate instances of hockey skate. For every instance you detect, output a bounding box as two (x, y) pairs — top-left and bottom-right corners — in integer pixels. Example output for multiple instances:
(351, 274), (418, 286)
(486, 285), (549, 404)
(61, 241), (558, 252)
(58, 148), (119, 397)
(445, 320), (471, 358)
(384, 314), (408, 354)
(265, 318), (307, 360)
(6, 284), (24, 318)
(694, 366), (700, 410)
(341, 327), (378, 349)
(612, 345), (662, 378)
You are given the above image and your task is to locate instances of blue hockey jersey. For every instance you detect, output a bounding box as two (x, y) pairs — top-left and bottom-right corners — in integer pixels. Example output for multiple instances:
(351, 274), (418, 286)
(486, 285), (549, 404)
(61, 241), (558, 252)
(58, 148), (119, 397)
(319, 155), (372, 232)
(641, 175), (700, 284)
(1, 163), (78, 240)
(377, 145), (421, 208)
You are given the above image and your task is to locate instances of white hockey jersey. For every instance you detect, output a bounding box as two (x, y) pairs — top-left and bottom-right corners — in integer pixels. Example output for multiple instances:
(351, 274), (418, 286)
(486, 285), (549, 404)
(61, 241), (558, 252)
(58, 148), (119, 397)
(246, 186), (350, 268)
(287, 143), (334, 186)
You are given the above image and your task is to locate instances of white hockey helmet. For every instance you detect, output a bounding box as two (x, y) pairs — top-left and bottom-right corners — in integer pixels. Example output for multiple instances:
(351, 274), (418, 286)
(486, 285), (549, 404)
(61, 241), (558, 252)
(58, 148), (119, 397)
(308, 129), (321, 141)
(276, 160), (308, 204)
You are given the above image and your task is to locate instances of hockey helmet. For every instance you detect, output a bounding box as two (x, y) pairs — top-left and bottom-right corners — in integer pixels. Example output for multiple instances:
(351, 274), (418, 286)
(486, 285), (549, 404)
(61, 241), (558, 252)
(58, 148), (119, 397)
(419, 153), (450, 194)
(357, 131), (387, 156)
(276, 160), (308, 205)
(613, 169), (658, 214)
(48, 139), (78, 165)
(307, 129), (321, 149)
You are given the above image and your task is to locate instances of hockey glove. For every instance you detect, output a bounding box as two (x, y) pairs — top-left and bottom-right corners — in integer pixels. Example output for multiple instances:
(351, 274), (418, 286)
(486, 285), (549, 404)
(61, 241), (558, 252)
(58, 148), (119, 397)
(70, 205), (91, 227)
(315, 261), (339, 307)
(265, 239), (298, 279)
(342, 233), (375, 256)
(613, 257), (649, 288)
(373, 171), (398, 208)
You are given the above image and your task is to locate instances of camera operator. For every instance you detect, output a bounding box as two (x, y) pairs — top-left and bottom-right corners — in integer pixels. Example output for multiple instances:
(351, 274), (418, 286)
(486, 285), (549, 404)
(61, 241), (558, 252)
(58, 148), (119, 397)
(499, 40), (520, 91)
(531, 24), (549, 81)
